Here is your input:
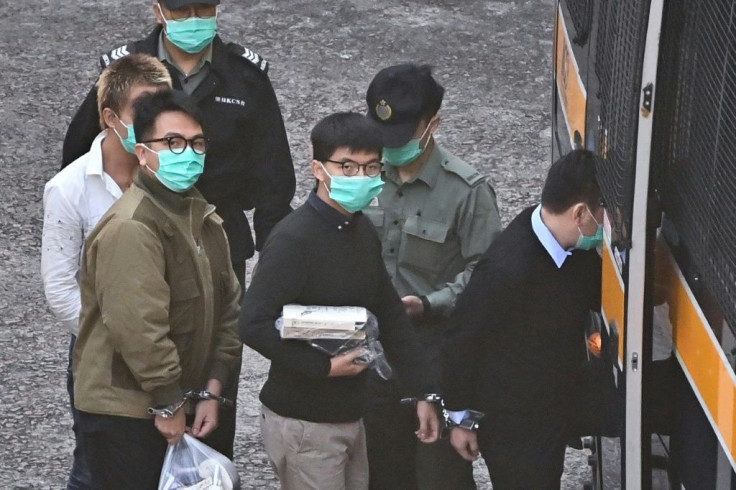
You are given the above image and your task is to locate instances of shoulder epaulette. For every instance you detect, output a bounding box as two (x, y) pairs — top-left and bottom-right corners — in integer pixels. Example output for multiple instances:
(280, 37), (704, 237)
(99, 44), (133, 69)
(228, 42), (269, 74)
(441, 158), (486, 186)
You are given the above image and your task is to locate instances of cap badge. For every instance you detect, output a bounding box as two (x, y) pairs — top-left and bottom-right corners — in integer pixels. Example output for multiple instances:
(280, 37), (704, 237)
(375, 100), (392, 121)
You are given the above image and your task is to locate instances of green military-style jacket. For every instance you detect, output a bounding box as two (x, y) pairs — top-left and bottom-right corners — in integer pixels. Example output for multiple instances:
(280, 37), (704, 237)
(73, 171), (242, 419)
(363, 144), (502, 319)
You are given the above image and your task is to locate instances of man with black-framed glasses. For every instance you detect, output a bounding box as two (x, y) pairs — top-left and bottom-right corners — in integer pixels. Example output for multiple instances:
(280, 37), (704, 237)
(240, 112), (440, 490)
(73, 90), (242, 489)
(61, 2), (293, 460)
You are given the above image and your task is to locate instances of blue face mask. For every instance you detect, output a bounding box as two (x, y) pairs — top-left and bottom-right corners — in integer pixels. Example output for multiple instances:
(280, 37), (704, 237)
(159, 5), (217, 54)
(575, 207), (603, 251)
(321, 163), (384, 213)
(144, 146), (204, 192)
(112, 114), (136, 154)
(383, 122), (432, 167)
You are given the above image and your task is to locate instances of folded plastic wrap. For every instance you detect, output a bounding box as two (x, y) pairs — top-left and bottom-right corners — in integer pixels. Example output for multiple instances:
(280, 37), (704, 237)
(158, 434), (240, 490)
(275, 307), (393, 380)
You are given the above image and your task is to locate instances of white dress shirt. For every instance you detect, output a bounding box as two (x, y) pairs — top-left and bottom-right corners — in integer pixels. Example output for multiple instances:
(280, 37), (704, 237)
(446, 204), (571, 425)
(41, 131), (123, 335)
(531, 204), (572, 268)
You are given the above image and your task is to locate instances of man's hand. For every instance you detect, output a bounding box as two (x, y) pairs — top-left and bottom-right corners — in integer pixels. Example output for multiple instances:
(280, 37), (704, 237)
(191, 399), (219, 439)
(191, 378), (223, 438)
(328, 348), (369, 377)
(415, 400), (440, 443)
(401, 295), (424, 317)
(155, 408), (186, 445)
(450, 427), (480, 461)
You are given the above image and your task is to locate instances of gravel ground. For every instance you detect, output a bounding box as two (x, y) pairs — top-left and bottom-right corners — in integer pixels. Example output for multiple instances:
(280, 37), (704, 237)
(0, 0), (593, 488)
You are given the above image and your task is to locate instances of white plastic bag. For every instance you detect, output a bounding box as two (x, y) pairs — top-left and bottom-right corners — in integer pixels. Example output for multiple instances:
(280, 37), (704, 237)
(158, 434), (240, 490)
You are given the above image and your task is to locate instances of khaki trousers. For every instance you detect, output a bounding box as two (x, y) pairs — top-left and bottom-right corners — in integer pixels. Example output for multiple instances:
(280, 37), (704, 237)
(260, 404), (369, 490)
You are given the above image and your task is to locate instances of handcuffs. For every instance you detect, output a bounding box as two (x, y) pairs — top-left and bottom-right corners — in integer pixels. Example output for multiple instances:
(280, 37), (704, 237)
(148, 390), (234, 419)
(400, 393), (485, 431)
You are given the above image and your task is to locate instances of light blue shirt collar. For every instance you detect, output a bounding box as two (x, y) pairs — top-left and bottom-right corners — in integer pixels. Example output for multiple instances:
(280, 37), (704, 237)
(531, 204), (572, 268)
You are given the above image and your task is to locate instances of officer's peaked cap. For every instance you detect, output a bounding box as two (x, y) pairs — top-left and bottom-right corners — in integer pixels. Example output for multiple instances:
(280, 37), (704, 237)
(366, 63), (444, 147)
(160, 0), (220, 9)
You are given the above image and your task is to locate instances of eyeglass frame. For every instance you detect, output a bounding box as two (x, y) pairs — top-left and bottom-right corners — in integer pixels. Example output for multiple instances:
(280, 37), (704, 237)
(139, 135), (209, 155)
(323, 159), (383, 177)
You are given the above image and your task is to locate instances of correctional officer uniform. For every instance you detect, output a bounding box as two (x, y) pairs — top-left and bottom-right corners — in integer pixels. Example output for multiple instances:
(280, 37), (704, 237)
(365, 145), (500, 320)
(62, 24), (294, 460)
(363, 144), (501, 490)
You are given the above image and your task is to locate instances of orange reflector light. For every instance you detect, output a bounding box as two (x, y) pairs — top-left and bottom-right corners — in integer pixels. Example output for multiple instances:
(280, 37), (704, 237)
(587, 332), (602, 358)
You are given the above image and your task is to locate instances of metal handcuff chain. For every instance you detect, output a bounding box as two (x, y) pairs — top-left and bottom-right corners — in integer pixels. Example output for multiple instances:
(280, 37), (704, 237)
(148, 390), (234, 418)
(400, 393), (485, 431)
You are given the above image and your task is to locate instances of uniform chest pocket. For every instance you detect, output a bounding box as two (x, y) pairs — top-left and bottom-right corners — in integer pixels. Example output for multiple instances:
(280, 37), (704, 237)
(399, 216), (450, 272)
(362, 208), (385, 230)
(169, 277), (201, 335)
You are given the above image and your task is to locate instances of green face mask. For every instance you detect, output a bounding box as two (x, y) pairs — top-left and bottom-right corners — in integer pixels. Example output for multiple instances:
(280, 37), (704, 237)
(320, 163), (384, 213)
(112, 113), (137, 154)
(382, 122), (432, 167)
(159, 5), (217, 54)
(145, 146), (205, 193)
(575, 207), (603, 251)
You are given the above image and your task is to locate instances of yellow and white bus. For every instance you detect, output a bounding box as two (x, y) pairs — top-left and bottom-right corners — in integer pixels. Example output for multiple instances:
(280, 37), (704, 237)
(553, 0), (736, 488)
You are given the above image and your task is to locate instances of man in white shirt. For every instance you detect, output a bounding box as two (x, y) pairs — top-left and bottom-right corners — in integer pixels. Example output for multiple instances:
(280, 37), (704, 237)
(41, 54), (171, 490)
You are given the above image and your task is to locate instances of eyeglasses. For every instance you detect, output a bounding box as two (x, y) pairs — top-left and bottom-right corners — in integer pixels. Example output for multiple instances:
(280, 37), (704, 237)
(166, 4), (217, 20)
(324, 159), (383, 177)
(140, 135), (209, 155)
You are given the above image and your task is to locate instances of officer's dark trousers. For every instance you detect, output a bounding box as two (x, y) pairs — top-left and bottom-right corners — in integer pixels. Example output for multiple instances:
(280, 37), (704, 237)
(478, 410), (568, 490)
(199, 259), (246, 459)
(200, 349), (242, 459)
(66, 335), (92, 490)
(364, 373), (476, 490)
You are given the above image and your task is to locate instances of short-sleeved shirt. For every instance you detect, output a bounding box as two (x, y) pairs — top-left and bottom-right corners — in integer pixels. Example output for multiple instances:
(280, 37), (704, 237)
(363, 144), (502, 319)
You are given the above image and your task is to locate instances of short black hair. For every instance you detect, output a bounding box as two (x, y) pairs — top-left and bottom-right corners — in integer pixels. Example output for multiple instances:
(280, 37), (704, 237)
(541, 149), (602, 214)
(311, 112), (383, 162)
(132, 89), (204, 142)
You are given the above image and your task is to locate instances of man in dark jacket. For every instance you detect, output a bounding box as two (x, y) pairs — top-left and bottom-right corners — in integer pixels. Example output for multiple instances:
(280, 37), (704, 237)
(62, 0), (295, 459)
(441, 150), (603, 489)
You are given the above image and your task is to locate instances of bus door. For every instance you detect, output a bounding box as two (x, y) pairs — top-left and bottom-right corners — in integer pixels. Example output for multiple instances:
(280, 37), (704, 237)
(554, 0), (664, 487)
(650, 0), (736, 487)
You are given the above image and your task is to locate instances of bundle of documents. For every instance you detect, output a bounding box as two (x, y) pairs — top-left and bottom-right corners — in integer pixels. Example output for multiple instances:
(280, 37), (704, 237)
(278, 304), (368, 339)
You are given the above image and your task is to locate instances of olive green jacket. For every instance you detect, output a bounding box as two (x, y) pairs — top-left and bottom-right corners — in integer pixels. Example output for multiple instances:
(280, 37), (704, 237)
(364, 144), (502, 318)
(73, 171), (242, 419)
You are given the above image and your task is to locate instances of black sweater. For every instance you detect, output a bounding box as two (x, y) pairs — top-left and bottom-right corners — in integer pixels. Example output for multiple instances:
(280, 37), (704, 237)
(239, 193), (430, 423)
(441, 206), (601, 417)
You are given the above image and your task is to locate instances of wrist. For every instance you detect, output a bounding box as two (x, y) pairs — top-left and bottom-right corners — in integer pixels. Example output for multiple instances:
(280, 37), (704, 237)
(149, 397), (187, 419)
(205, 379), (223, 397)
(420, 295), (431, 315)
